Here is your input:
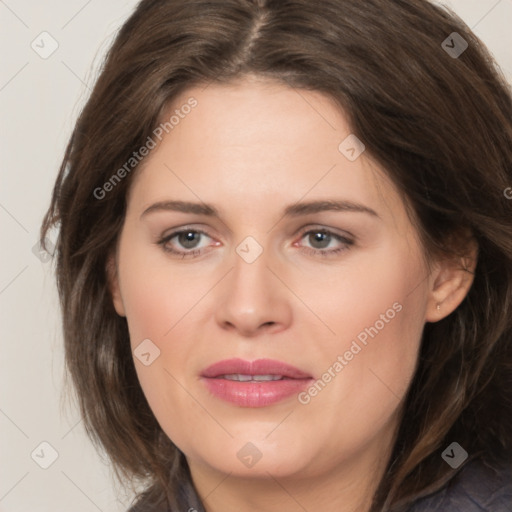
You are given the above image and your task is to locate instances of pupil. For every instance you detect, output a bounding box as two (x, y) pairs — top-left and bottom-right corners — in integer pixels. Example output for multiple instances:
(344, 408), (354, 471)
(180, 231), (198, 248)
(310, 232), (330, 249)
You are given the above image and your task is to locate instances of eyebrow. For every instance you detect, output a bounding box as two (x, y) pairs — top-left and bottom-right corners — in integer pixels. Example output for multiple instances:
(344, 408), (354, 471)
(141, 199), (380, 220)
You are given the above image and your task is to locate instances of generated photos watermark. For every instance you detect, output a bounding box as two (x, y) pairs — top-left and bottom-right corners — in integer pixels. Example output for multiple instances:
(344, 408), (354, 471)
(298, 301), (403, 405)
(441, 442), (468, 469)
(93, 97), (198, 200)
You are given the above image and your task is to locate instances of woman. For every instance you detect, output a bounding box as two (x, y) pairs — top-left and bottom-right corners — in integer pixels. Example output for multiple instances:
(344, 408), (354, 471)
(40, 0), (512, 511)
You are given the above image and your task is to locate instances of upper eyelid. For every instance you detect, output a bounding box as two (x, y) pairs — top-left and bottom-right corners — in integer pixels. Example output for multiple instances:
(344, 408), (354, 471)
(161, 225), (352, 237)
(160, 226), (353, 247)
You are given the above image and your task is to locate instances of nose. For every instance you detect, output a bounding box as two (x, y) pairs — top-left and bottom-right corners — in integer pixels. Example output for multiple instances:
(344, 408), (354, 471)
(214, 244), (293, 338)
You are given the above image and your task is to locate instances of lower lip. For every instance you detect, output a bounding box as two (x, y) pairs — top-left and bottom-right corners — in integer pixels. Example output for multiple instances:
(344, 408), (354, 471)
(201, 377), (313, 407)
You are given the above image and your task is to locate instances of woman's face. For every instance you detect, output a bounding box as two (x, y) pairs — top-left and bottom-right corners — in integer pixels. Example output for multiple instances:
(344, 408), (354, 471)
(111, 77), (437, 482)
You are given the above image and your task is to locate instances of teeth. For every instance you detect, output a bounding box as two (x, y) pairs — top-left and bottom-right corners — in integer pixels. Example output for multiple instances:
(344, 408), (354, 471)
(223, 374), (253, 382)
(222, 374), (284, 381)
(253, 374), (283, 381)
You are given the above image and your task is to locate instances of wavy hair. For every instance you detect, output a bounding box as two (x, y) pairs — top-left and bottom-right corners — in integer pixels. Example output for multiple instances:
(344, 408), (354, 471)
(40, 0), (512, 510)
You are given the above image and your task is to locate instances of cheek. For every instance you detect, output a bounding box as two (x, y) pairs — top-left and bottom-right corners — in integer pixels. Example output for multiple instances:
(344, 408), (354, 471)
(118, 256), (203, 449)
(118, 238), (200, 346)
(313, 239), (427, 403)
(297, 253), (426, 465)
(116, 236), (209, 433)
(322, 242), (424, 345)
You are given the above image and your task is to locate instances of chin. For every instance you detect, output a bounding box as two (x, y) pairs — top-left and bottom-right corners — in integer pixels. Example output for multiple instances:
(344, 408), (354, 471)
(186, 436), (314, 479)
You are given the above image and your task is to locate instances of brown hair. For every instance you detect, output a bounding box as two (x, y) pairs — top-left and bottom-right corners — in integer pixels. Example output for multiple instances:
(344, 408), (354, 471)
(40, 0), (512, 510)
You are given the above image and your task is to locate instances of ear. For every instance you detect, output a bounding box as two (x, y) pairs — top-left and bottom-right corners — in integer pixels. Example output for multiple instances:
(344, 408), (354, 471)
(424, 234), (478, 323)
(106, 252), (126, 317)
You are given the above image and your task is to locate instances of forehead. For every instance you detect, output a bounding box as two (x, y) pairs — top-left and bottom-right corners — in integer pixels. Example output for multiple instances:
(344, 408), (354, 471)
(163, 77), (350, 167)
(127, 78), (409, 229)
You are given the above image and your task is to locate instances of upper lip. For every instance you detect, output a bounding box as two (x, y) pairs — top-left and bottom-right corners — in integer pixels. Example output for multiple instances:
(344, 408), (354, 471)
(201, 358), (312, 379)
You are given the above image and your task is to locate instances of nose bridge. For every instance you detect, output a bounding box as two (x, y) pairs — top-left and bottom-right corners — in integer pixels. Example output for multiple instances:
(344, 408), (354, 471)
(229, 235), (273, 307)
(215, 233), (291, 335)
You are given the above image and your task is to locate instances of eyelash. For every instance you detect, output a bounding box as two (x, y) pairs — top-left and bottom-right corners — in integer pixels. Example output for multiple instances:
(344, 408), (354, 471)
(156, 227), (354, 259)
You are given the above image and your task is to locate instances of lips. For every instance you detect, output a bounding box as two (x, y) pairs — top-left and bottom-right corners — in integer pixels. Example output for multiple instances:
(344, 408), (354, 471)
(200, 358), (313, 407)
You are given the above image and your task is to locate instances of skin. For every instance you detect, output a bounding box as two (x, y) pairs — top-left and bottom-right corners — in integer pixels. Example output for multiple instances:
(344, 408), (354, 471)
(109, 75), (477, 512)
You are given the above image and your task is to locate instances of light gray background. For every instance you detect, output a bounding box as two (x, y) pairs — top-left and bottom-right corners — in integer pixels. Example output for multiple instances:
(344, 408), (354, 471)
(1, 1), (511, 511)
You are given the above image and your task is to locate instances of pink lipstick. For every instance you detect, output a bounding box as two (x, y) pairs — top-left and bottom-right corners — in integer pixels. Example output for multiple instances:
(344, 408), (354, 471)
(200, 358), (313, 407)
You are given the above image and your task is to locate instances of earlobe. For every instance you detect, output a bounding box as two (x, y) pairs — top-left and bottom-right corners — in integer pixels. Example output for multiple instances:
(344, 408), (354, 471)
(425, 238), (478, 323)
(106, 253), (126, 317)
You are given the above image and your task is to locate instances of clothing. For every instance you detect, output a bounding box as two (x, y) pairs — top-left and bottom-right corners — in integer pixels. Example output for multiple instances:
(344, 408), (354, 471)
(406, 458), (512, 511)
(128, 457), (512, 511)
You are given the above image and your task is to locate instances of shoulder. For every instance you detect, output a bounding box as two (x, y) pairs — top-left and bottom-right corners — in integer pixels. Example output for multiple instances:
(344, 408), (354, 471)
(407, 457), (512, 512)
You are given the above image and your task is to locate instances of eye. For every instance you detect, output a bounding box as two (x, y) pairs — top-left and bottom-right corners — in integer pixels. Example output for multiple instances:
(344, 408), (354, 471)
(296, 228), (354, 257)
(157, 228), (215, 258)
(156, 226), (354, 259)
